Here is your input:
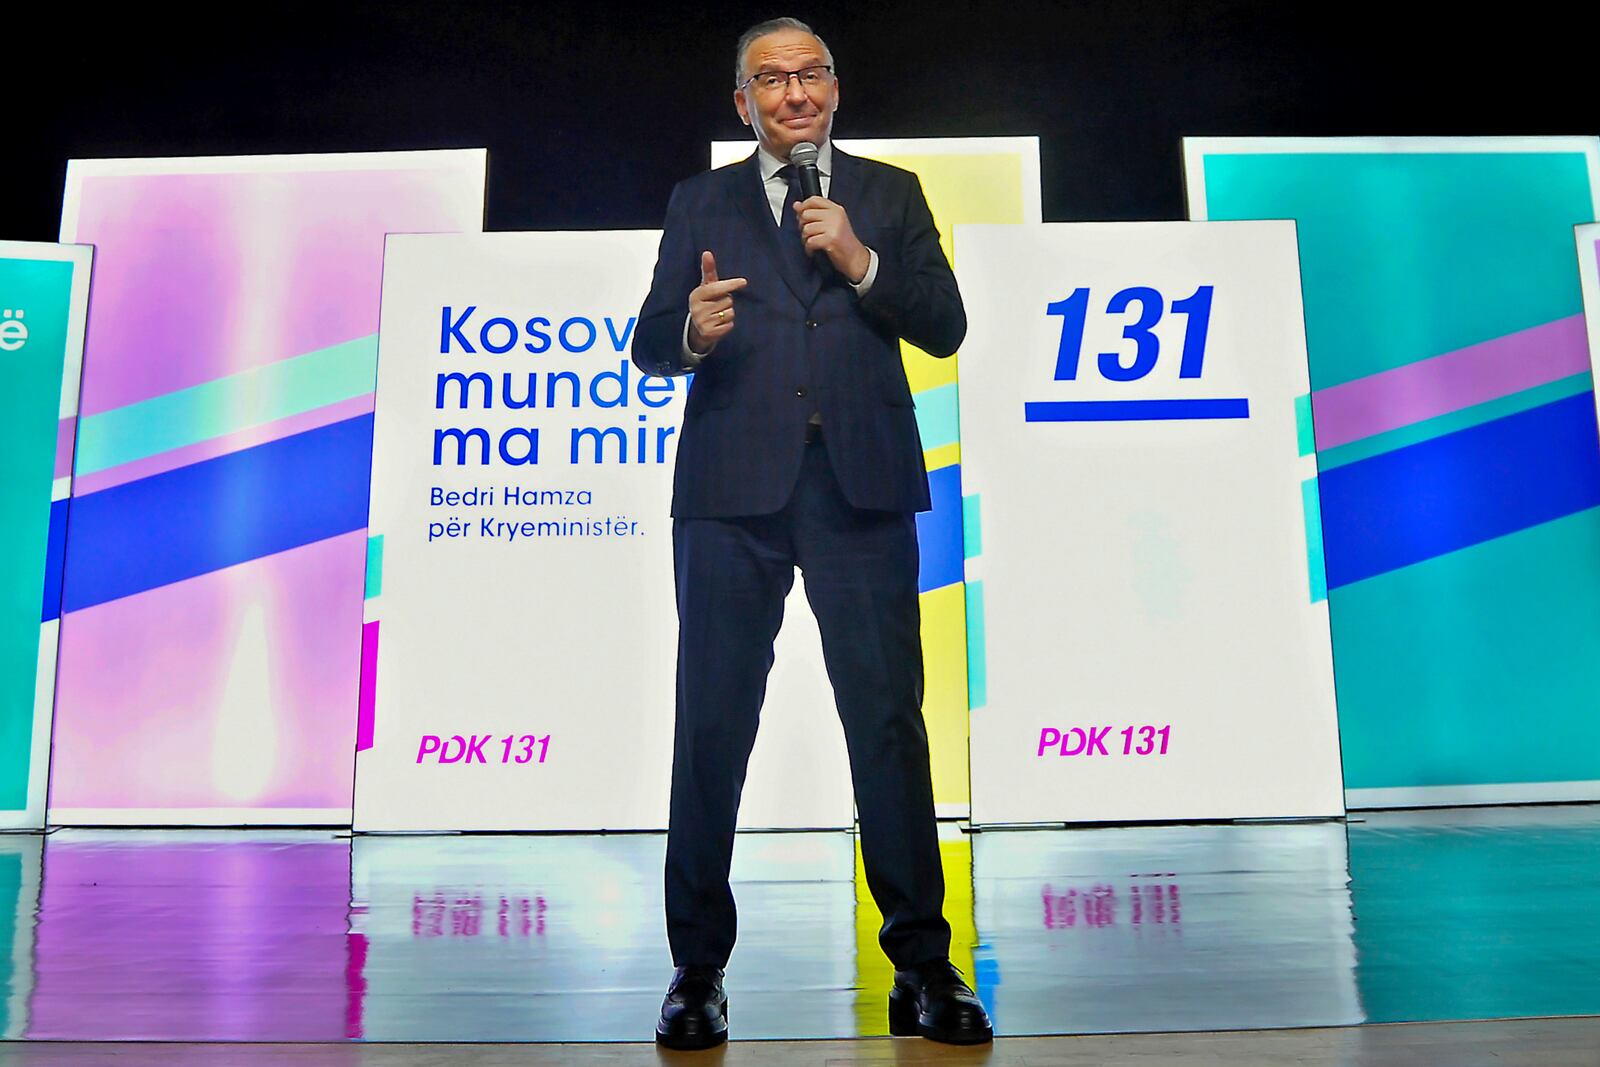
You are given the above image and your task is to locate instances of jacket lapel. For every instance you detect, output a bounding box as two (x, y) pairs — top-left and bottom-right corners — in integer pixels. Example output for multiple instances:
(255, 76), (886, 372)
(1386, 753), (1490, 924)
(826, 146), (863, 221)
(727, 150), (821, 308)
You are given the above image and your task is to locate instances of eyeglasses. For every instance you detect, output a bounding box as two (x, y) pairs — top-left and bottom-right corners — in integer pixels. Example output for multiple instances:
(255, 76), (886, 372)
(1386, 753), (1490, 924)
(739, 65), (835, 94)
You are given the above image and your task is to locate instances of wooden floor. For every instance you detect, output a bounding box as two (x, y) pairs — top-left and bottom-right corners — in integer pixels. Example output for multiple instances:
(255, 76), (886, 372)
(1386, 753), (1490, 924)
(2, 1018), (1598, 1065)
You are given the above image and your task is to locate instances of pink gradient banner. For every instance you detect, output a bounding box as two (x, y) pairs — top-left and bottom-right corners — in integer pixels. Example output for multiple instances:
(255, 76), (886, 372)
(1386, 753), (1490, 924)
(67, 166), (484, 416)
(52, 152), (485, 823)
(50, 532), (369, 813)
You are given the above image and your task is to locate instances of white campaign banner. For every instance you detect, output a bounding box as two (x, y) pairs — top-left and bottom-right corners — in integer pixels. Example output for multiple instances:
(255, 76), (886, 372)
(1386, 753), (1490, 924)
(353, 232), (854, 831)
(957, 222), (1344, 824)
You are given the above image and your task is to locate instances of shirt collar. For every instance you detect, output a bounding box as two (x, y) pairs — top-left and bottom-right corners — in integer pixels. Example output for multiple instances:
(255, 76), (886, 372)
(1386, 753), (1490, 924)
(757, 141), (833, 183)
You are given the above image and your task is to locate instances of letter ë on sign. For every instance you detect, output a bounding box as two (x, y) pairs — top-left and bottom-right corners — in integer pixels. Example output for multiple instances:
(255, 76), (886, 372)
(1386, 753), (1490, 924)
(0, 309), (27, 351)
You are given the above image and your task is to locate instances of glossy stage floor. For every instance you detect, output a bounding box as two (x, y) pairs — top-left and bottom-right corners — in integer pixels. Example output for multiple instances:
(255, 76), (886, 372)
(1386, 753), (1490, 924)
(1, 804), (1597, 1046)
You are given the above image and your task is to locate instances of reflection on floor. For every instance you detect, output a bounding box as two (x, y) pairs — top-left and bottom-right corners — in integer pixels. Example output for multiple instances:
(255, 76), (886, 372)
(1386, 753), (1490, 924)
(1, 804), (1597, 1042)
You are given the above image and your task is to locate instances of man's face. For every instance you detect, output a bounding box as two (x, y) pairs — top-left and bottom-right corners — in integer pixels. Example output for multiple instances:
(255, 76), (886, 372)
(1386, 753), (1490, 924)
(734, 29), (839, 161)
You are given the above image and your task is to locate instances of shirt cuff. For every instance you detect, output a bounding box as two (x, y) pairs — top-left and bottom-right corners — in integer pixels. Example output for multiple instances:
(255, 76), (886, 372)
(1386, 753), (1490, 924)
(850, 247), (880, 296)
(681, 313), (707, 367)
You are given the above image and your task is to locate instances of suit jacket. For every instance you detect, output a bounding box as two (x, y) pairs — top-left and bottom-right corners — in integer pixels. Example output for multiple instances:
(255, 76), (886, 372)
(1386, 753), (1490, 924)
(632, 146), (965, 518)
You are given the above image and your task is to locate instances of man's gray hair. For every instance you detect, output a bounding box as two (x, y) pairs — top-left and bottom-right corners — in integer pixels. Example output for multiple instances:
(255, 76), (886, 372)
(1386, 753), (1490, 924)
(734, 17), (834, 87)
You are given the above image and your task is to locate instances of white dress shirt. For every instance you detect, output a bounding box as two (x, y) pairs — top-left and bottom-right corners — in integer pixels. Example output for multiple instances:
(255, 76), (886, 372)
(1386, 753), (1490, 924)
(681, 141), (879, 363)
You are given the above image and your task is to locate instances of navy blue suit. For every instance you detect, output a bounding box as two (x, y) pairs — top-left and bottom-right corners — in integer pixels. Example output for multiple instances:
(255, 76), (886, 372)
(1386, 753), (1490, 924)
(633, 147), (963, 970)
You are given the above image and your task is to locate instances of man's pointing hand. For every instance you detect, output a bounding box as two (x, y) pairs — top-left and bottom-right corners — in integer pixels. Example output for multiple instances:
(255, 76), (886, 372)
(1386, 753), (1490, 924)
(688, 251), (749, 354)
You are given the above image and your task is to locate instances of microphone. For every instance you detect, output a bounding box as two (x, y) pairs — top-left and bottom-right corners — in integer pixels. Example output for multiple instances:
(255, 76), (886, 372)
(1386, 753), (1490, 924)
(789, 141), (823, 200)
(788, 141), (830, 275)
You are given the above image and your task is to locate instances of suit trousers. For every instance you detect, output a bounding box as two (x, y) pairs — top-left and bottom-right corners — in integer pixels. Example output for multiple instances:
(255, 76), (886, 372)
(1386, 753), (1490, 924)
(666, 434), (952, 970)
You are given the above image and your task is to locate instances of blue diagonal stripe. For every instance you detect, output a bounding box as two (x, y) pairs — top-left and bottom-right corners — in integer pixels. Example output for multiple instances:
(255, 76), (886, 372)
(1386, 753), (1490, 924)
(915, 463), (965, 593)
(1319, 392), (1600, 589)
(40, 498), (70, 623)
(61, 415), (375, 612)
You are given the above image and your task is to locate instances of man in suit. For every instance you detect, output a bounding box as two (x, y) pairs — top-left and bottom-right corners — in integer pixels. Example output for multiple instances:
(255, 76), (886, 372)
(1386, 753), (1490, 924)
(632, 17), (992, 1049)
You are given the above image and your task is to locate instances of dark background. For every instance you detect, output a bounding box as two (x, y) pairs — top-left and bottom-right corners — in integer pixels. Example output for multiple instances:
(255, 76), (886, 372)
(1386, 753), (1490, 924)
(9, 1), (1590, 239)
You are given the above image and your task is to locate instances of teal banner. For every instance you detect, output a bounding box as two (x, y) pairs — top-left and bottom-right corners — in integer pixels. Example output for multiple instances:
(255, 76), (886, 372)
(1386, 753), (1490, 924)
(0, 244), (89, 826)
(1185, 139), (1600, 805)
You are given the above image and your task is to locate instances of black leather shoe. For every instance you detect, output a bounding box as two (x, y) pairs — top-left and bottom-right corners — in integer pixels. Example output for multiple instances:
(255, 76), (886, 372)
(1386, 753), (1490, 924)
(655, 965), (729, 1050)
(889, 959), (993, 1044)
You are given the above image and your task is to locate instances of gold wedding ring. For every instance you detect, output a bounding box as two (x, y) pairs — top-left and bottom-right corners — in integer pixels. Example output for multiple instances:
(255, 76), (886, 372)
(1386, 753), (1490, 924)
(716, 309), (728, 322)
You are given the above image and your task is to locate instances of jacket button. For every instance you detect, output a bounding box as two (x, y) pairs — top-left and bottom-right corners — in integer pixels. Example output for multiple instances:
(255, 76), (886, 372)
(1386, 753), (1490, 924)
(806, 319), (819, 329)
(796, 387), (808, 398)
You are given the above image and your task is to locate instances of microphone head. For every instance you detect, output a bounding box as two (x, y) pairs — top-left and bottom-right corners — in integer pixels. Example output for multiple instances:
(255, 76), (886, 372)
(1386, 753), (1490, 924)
(788, 142), (820, 168)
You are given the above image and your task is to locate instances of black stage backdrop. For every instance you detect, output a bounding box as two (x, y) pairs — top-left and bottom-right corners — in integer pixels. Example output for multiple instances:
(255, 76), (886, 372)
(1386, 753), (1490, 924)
(8, 1), (1591, 239)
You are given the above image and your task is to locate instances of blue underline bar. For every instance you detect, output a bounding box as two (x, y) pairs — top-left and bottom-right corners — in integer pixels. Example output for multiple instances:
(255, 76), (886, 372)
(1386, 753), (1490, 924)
(1024, 398), (1251, 422)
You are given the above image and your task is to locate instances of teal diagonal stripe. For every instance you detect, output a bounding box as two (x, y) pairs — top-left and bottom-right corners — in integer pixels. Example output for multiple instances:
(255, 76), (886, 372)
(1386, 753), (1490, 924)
(1302, 477), (1327, 603)
(365, 535), (384, 600)
(962, 494), (982, 559)
(1295, 393), (1315, 457)
(74, 334), (378, 475)
(914, 382), (961, 451)
(965, 580), (987, 710)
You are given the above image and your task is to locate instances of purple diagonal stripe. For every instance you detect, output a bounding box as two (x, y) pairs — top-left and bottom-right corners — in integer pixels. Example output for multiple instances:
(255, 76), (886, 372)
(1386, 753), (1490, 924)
(54, 417), (77, 480)
(1312, 315), (1590, 451)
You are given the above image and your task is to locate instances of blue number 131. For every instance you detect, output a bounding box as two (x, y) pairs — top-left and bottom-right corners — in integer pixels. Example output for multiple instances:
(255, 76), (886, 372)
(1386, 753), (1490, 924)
(1047, 285), (1214, 382)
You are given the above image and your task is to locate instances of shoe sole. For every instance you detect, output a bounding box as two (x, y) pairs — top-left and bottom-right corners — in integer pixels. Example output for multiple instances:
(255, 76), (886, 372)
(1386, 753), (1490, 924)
(888, 987), (993, 1045)
(655, 1001), (729, 1050)
(654, 1028), (728, 1051)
